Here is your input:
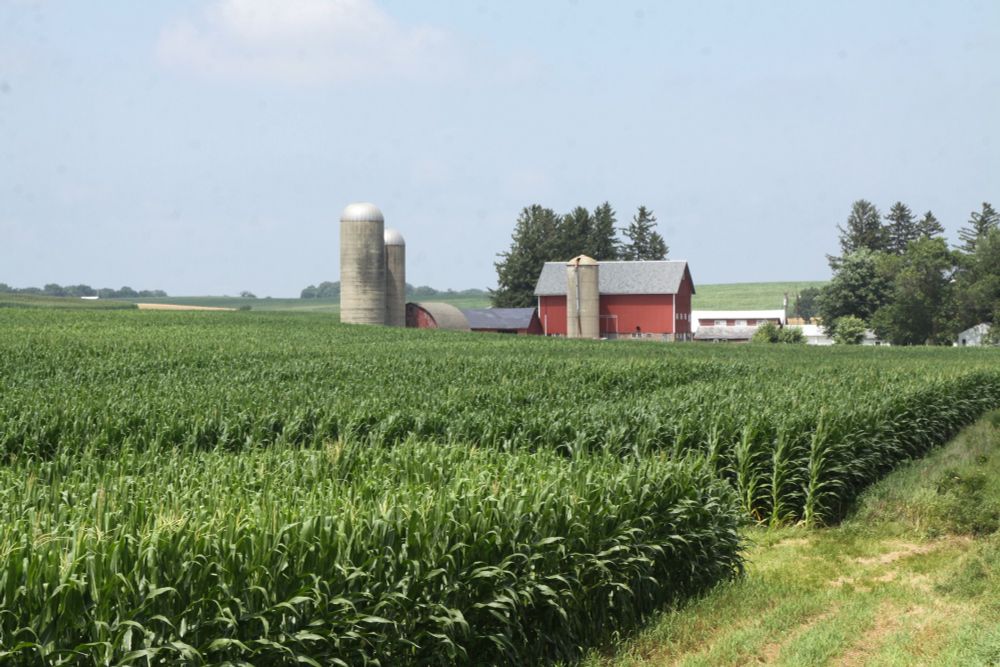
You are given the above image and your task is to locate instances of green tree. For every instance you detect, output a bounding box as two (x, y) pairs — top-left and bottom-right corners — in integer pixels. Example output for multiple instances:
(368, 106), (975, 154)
(957, 202), (999, 254)
(492, 205), (563, 307)
(829, 200), (886, 268)
(589, 202), (620, 260)
(916, 210), (945, 239)
(751, 321), (780, 343)
(817, 249), (892, 332)
(870, 237), (954, 345)
(621, 206), (668, 260)
(560, 206), (594, 259)
(793, 287), (821, 322)
(833, 315), (866, 345)
(884, 201), (918, 255)
(777, 326), (806, 344)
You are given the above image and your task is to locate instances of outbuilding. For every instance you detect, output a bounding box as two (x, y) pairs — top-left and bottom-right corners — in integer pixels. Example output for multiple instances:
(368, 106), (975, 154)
(533, 260), (695, 340)
(691, 310), (786, 330)
(405, 302), (471, 331)
(463, 308), (542, 335)
(956, 323), (993, 347)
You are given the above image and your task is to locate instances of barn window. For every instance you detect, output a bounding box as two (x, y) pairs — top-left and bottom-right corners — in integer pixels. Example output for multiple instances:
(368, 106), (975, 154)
(736, 319), (747, 326)
(715, 319), (725, 326)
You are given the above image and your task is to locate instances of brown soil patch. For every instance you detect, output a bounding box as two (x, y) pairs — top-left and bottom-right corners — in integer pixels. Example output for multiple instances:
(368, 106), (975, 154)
(136, 303), (237, 311)
(756, 608), (836, 663)
(774, 537), (811, 547)
(837, 601), (903, 666)
(854, 541), (938, 566)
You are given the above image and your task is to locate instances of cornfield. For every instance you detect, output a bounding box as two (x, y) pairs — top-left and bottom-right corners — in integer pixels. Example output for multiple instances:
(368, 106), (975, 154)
(1, 309), (998, 664)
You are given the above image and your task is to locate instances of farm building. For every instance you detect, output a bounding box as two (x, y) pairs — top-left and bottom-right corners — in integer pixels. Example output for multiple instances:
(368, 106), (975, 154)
(533, 260), (695, 340)
(406, 303), (544, 335)
(798, 324), (834, 346)
(692, 309), (786, 329)
(691, 309), (787, 343)
(405, 302), (471, 331)
(463, 308), (542, 335)
(955, 323), (994, 346)
(692, 325), (759, 343)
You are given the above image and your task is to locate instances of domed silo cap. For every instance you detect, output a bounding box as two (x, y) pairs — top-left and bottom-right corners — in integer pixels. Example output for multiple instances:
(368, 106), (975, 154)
(567, 254), (598, 266)
(341, 202), (384, 223)
(384, 228), (406, 246)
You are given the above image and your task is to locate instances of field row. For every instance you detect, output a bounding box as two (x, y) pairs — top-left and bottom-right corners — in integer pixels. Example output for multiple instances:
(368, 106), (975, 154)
(1, 310), (999, 663)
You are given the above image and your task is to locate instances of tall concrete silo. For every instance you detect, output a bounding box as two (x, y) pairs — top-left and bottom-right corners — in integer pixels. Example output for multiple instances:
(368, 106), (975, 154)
(566, 255), (600, 339)
(384, 228), (406, 327)
(340, 202), (386, 325)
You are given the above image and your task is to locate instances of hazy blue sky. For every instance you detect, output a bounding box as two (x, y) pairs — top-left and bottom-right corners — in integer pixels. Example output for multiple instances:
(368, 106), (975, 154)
(2, 1), (997, 296)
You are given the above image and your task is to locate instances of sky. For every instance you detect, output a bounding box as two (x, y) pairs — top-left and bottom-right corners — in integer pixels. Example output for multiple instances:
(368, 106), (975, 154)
(1, 0), (997, 297)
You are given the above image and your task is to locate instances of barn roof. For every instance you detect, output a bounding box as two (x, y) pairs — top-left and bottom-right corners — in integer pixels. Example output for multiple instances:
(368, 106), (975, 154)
(462, 308), (536, 330)
(533, 260), (693, 296)
(409, 302), (470, 331)
(693, 326), (757, 341)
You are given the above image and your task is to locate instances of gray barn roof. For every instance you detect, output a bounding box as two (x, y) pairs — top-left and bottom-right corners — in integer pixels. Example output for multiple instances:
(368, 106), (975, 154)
(693, 326), (757, 341)
(409, 302), (470, 331)
(462, 308), (536, 330)
(533, 260), (693, 296)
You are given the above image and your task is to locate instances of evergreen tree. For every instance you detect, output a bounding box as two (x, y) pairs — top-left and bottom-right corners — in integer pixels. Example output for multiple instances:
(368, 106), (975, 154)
(589, 202), (620, 260)
(793, 287), (821, 323)
(951, 227), (1000, 332)
(884, 201), (918, 255)
(957, 202), (999, 254)
(621, 206), (668, 260)
(560, 206), (594, 259)
(915, 210), (945, 239)
(492, 205), (562, 307)
(829, 199), (886, 268)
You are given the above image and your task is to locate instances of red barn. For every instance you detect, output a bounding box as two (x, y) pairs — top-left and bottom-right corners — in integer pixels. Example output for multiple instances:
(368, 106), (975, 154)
(533, 260), (695, 340)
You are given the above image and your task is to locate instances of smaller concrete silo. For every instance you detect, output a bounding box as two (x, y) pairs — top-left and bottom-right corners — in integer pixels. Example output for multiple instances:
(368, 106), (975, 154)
(340, 202), (386, 325)
(566, 255), (600, 339)
(384, 228), (406, 327)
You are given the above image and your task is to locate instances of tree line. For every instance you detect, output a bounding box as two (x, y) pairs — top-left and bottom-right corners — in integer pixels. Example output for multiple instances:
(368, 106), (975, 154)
(799, 200), (998, 345)
(491, 203), (668, 307)
(0, 283), (168, 298)
(301, 281), (487, 300)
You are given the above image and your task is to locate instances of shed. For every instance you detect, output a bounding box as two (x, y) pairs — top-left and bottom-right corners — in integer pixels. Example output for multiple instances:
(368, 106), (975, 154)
(462, 308), (542, 335)
(405, 302), (470, 331)
(955, 323), (993, 347)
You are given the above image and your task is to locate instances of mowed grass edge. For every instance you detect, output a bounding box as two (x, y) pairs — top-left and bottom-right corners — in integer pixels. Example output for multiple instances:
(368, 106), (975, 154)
(585, 411), (1000, 667)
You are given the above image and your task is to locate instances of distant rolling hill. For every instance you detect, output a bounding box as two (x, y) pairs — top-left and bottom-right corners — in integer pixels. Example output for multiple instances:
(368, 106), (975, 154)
(691, 281), (827, 311)
(117, 292), (493, 313)
(5, 282), (826, 314)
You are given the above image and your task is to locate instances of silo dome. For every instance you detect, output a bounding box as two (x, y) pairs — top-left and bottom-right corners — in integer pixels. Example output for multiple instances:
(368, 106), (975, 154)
(340, 202), (384, 224)
(384, 228), (405, 246)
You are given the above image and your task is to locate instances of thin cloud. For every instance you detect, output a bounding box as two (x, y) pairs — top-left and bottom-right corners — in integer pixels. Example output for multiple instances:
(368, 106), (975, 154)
(157, 0), (462, 85)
